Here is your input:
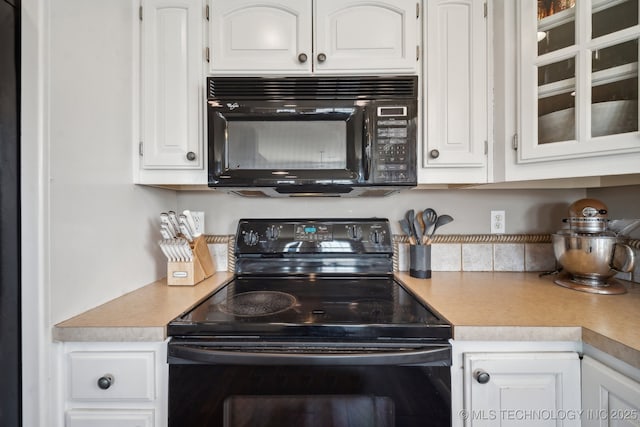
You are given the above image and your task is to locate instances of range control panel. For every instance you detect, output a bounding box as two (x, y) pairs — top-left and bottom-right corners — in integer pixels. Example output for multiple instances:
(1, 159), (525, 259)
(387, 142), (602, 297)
(235, 218), (392, 255)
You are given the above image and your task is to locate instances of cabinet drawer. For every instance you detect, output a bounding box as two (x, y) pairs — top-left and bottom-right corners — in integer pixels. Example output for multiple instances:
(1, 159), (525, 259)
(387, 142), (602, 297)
(68, 351), (155, 401)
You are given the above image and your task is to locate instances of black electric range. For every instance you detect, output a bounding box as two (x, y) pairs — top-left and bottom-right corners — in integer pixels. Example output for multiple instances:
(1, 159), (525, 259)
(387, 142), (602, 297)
(167, 219), (452, 427)
(168, 218), (451, 362)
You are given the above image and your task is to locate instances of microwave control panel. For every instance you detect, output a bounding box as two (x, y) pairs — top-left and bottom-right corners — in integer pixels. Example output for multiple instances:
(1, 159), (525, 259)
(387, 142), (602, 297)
(371, 103), (416, 184)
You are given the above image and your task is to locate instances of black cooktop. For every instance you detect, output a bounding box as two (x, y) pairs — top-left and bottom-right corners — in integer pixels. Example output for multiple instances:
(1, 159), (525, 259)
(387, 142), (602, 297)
(168, 276), (451, 341)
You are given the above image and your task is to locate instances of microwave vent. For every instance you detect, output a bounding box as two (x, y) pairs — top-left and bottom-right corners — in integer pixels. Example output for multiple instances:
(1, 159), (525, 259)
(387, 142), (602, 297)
(207, 76), (418, 100)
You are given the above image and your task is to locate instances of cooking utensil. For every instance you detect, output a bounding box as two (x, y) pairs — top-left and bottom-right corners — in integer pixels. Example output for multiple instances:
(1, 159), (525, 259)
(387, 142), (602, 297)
(422, 209), (437, 244)
(413, 217), (424, 245)
(182, 210), (200, 237)
(405, 209), (417, 242)
(430, 214), (454, 237)
(161, 222), (176, 239)
(161, 213), (178, 237)
(168, 211), (181, 234)
(399, 219), (417, 245)
(178, 214), (195, 241)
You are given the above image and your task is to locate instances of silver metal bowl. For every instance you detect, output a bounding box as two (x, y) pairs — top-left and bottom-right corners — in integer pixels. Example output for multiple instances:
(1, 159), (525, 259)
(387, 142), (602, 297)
(552, 232), (635, 285)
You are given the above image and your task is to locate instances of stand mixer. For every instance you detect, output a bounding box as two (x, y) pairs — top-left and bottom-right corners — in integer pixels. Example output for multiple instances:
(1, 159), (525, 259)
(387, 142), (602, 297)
(552, 198), (635, 295)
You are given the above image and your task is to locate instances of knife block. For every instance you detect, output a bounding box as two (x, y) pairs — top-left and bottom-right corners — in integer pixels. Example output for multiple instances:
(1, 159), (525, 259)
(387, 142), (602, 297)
(167, 236), (216, 286)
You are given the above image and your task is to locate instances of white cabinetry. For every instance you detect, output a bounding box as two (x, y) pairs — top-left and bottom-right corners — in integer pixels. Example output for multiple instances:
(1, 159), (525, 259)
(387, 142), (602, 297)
(208, 0), (419, 74)
(463, 352), (581, 426)
(494, 0), (640, 182)
(420, 0), (489, 184)
(451, 341), (582, 427)
(137, 0), (206, 185)
(582, 355), (640, 427)
(62, 342), (168, 427)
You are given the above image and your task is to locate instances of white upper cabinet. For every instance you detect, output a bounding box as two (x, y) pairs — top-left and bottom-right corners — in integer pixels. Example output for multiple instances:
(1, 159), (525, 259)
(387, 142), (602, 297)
(208, 0), (419, 74)
(314, 0), (419, 74)
(208, 0), (312, 73)
(138, 0), (206, 185)
(420, 0), (489, 184)
(518, 0), (640, 163)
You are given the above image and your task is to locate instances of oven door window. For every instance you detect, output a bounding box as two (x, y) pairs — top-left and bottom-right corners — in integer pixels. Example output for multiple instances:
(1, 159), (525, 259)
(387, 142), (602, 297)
(208, 107), (364, 184)
(169, 365), (450, 427)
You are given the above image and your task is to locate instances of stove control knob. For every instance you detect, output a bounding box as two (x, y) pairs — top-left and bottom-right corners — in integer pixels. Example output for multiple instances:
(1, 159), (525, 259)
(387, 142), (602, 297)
(348, 225), (362, 240)
(370, 230), (384, 244)
(243, 230), (259, 246)
(265, 225), (280, 240)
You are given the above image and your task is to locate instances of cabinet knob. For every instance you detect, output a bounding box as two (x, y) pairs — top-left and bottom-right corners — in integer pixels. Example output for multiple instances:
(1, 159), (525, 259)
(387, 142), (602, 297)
(186, 151), (197, 161)
(317, 53), (327, 63)
(298, 53), (308, 63)
(474, 370), (490, 384)
(429, 149), (440, 159)
(97, 374), (114, 390)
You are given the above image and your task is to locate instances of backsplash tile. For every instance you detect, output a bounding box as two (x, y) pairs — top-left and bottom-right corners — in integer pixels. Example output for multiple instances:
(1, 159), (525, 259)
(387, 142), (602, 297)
(214, 233), (640, 285)
(432, 244), (462, 271)
(525, 243), (557, 272)
(462, 244), (493, 271)
(494, 244), (525, 271)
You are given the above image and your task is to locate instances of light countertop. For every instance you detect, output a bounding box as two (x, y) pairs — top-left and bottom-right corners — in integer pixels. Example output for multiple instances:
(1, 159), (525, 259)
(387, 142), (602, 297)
(54, 271), (640, 369)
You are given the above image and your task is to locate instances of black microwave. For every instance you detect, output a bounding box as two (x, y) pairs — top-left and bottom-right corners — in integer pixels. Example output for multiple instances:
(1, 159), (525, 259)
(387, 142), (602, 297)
(207, 76), (417, 197)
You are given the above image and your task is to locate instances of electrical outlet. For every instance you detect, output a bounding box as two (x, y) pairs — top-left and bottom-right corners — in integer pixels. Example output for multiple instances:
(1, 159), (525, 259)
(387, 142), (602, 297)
(191, 211), (205, 235)
(491, 210), (506, 234)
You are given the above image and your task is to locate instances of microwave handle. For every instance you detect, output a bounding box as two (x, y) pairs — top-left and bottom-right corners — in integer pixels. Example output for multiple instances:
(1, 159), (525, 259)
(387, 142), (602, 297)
(363, 115), (371, 181)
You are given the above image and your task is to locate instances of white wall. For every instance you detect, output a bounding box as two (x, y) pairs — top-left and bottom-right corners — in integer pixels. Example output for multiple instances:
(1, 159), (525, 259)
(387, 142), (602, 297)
(177, 188), (587, 235)
(47, 0), (176, 324)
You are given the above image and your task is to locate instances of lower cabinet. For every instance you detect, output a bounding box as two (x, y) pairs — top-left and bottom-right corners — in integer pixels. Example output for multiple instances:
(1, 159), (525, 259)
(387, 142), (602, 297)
(451, 341), (583, 427)
(463, 352), (581, 426)
(61, 342), (168, 427)
(582, 355), (640, 427)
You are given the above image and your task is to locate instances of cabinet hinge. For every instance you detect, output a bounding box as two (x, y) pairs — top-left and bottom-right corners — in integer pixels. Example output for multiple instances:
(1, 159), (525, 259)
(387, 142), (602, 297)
(205, 4), (209, 21)
(416, 45), (420, 61)
(139, 141), (144, 156)
(484, 140), (488, 155)
(484, 2), (487, 18)
(139, 5), (143, 21)
(416, 2), (420, 18)
(205, 47), (210, 63)
(512, 134), (518, 150)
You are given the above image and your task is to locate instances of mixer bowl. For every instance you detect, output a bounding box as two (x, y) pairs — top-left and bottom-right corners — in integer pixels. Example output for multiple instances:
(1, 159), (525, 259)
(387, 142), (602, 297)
(552, 232), (635, 285)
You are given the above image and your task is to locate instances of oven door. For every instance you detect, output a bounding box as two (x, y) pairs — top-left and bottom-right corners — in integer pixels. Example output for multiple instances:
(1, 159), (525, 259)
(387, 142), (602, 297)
(207, 101), (366, 188)
(168, 340), (451, 427)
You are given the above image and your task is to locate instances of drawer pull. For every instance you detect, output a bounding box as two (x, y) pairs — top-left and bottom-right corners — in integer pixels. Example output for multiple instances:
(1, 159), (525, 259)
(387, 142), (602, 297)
(97, 374), (114, 390)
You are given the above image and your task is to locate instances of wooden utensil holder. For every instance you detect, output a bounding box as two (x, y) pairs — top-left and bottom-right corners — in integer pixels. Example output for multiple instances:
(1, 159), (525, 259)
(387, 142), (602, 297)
(167, 236), (216, 286)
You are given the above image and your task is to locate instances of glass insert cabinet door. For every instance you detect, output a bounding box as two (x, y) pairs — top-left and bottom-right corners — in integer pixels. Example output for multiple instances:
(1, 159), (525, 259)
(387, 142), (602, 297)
(518, 0), (640, 162)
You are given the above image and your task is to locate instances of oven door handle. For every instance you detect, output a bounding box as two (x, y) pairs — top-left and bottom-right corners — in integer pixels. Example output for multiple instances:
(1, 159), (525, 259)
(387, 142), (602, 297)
(168, 344), (451, 366)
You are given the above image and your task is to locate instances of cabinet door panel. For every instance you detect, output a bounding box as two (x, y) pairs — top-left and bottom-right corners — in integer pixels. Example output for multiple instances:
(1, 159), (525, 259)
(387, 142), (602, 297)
(141, 0), (203, 170)
(582, 356), (640, 427)
(209, 0), (312, 73)
(314, 0), (418, 73)
(518, 0), (640, 163)
(464, 352), (581, 427)
(424, 0), (486, 170)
